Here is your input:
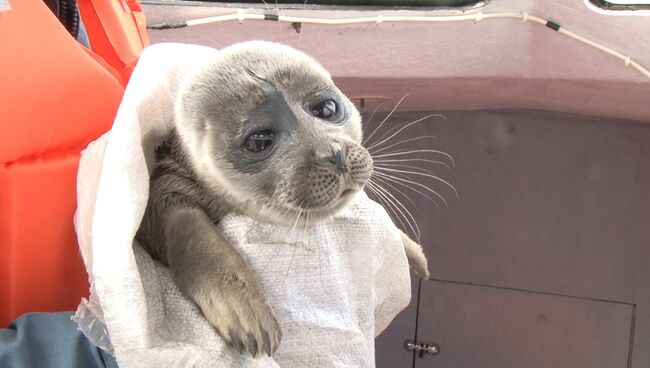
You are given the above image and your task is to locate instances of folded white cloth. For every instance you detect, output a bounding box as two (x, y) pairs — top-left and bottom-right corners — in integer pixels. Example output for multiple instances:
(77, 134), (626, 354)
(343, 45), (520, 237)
(73, 43), (412, 368)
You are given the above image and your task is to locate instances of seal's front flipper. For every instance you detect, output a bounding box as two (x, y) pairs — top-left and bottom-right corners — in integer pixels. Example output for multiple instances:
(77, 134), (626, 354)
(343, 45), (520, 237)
(165, 207), (282, 357)
(399, 231), (430, 279)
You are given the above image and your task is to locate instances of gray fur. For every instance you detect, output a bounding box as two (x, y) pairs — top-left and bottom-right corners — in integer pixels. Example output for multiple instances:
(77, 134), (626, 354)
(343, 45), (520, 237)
(135, 41), (428, 358)
(400, 231), (430, 279)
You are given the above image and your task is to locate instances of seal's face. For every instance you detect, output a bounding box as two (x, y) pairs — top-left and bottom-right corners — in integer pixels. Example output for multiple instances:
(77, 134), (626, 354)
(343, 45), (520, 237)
(176, 42), (372, 225)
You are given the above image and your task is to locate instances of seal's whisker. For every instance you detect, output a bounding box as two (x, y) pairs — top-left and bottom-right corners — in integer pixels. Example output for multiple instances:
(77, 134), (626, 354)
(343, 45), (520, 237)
(365, 121), (400, 148)
(367, 181), (414, 238)
(291, 208), (303, 232)
(274, 0), (284, 42)
(295, 1), (309, 49)
(284, 206), (305, 278)
(304, 210), (322, 288)
(362, 94), (409, 146)
(322, 212), (333, 273)
(257, 217), (287, 274)
(368, 180), (420, 240)
(362, 100), (388, 145)
(302, 209), (311, 290)
(372, 172), (440, 207)
(259, 202), (297, 275)
(373, 162), (442, 178)
(374, 166), (458, 199)
(367, 113), (447, 152)
(367, 119), (438, 153)
(370, 175), (417, 208)
(274, 202), (294, 227)
(369, 135), (440, 156)
(366, 111), (447, 149)
(374, 164), (453, 205)
(372, 149), (455, 167)
(365, 182), (409, 238)
(372, 157), (451, 170)
(372, 170), (446, 208)
(368, 180), (421, 241)
(285, 247), (296, 278)
(366, 181), (389, 211)
(261, 242), (284, 274)
(366, 116), (423, 148)
(362, 99), (386, 135)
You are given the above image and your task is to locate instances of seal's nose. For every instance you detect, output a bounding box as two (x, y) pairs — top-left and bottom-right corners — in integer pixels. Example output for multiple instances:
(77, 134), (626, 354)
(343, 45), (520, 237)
(327, 149), (348, 173)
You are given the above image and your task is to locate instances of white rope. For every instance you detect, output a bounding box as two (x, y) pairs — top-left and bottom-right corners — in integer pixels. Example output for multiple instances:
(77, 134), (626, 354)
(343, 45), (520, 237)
(161, 10), (650, 80)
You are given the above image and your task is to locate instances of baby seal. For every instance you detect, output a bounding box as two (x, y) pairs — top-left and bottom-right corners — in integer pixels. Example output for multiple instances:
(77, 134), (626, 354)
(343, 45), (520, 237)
(135, 41), (429, 357)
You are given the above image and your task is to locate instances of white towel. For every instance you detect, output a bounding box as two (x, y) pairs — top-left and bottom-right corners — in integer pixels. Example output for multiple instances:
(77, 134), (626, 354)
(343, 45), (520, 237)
(73, 43), (412, 368)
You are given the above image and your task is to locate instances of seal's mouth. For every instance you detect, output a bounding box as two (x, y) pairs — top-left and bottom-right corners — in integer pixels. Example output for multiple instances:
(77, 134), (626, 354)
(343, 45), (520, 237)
(331, 185), (362, 210)
(263, 184), (362, 227)
(340, 188), (355, 199)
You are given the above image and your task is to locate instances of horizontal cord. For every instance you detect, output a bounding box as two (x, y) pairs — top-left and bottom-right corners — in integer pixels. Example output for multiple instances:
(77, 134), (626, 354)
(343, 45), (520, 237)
(148, 10), (650, 80)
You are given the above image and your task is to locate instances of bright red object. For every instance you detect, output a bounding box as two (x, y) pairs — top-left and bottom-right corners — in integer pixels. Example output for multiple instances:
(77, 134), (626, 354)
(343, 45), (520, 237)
(0, 0), (147, 326)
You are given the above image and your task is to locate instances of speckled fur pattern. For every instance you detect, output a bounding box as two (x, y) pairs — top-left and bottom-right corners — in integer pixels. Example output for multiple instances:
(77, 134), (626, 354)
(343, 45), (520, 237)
(135, 41), (429, 358)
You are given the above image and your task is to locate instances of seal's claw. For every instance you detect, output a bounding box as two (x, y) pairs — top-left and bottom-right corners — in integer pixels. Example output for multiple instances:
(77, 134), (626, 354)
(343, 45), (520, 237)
(229, 329), (244, 353)
(200, 282), (282, 358)
(249, 334), (258, 357)
(262, 329), (273, 356)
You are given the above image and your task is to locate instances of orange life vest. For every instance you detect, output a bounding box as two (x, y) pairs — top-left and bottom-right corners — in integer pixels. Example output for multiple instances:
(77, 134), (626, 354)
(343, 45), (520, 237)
(0, 0), (147, 326)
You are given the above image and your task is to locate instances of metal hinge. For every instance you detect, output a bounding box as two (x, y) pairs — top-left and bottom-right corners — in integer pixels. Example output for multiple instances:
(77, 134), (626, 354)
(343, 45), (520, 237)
(405, 339), (440, 358)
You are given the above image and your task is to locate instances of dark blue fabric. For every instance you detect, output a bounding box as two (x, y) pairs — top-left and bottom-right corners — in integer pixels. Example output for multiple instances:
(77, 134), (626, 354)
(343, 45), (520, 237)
(0, 312), (117, 368)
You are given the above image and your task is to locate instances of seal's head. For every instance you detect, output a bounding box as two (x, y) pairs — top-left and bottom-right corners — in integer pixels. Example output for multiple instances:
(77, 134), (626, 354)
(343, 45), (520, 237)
(175, 41), (372, 225)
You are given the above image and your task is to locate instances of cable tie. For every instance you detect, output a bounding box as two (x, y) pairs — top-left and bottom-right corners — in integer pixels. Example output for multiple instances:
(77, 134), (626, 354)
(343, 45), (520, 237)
(545, 20), (561, 31)
(475, 12), (484, 22)
(376, 14), (383, 24)
(146, 22), (187, 30)
(237, 9), (245, 24)
(521, 11), (529, 23)
(624, 56), (631, 67)
(264, 13), (279, 21)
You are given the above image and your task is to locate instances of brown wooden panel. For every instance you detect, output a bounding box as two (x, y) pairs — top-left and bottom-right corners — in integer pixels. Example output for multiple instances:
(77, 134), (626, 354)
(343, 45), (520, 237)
(414, 279), (634, 368)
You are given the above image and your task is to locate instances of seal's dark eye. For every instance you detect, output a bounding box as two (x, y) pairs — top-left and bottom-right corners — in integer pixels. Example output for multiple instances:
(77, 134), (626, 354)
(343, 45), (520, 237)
(244, 130), (275, 153)
(312, 99), (338, 120)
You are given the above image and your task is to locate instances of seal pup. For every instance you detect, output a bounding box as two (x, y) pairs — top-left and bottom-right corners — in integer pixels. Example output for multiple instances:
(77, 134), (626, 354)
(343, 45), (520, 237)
(135, 41), (429, 357)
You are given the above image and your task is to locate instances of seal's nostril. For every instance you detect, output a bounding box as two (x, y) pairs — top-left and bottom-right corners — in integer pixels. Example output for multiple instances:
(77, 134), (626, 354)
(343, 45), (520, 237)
(327, 149), (348, 173)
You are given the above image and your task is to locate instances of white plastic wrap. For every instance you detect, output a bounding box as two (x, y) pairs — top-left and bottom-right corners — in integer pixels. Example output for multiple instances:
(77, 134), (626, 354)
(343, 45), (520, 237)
(73, 43), (412, 367)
